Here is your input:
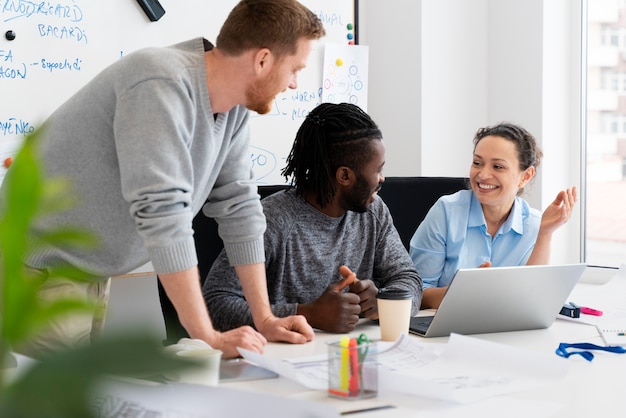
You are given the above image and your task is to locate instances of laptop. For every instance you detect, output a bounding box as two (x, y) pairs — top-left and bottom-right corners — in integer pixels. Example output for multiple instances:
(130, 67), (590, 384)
(409, 263), (587, 338)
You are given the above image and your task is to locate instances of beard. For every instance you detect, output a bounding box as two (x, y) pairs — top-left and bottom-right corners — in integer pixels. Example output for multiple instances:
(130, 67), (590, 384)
(342, 174), (379, 213)
(245, 73), (280, 115)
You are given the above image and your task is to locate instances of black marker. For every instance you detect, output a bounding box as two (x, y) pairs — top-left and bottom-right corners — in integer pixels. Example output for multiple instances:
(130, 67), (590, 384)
(341, 405), (396, 415)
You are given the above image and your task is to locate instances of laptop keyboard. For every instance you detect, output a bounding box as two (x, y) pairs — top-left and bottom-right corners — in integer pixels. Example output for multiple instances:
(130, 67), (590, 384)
(410, 316), (434, 334)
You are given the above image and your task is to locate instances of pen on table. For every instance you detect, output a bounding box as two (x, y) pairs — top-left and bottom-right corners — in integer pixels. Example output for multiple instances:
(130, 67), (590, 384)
(340, 405), (396, 415)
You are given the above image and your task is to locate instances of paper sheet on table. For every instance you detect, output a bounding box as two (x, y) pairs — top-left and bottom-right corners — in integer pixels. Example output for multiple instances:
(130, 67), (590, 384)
(238, 336), (440, 390)
(417, 397), (563, 418)
(379, 333), (569, 403)
(240, 333), (568, 404)
(91, 378), (338, 418)
(238, 348), (328, 390)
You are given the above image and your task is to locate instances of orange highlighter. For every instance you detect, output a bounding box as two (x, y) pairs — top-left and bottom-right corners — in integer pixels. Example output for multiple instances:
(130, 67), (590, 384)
(349, 337), (360, 396)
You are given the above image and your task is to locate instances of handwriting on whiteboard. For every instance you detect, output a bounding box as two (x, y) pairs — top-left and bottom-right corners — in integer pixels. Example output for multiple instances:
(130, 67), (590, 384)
(0, 0), (358, 186)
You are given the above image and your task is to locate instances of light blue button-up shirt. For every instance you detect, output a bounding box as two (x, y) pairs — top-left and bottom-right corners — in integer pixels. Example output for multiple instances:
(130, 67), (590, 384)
(409, 189), (542, 289)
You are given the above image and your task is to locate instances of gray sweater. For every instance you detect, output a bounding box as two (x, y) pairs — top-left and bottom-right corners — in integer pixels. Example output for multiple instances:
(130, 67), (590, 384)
(203, 189), (423, 331)
(18, 38), (266, 277)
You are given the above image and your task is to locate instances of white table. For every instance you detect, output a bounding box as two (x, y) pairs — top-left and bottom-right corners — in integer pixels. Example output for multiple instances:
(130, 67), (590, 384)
(10, 267), (625, 417)
(222, 267), (626, 417)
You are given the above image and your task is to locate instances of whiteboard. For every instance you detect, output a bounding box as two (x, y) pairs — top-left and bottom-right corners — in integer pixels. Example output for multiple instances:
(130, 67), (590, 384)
(0, 0), (357, 185)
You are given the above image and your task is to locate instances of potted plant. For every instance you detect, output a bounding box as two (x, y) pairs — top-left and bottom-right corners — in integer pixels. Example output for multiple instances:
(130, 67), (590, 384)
(0, 130), (188, 417)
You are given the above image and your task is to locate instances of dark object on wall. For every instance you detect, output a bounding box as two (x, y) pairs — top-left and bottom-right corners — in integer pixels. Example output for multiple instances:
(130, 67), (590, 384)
(136, 0), (165, 21)
(157, 176), (468, 344)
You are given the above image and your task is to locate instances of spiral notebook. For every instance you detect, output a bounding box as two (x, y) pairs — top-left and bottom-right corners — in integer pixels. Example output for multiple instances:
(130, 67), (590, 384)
(597, 320), (626, 346)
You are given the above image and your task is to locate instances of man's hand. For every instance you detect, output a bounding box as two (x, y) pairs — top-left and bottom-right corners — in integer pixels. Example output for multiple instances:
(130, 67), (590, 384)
(208, 325), (267, 359)
(159, 267), (268, 360)
(297, 270), (361, 332)
(341, 265), (379, 320)
(255, 315), (315, 344)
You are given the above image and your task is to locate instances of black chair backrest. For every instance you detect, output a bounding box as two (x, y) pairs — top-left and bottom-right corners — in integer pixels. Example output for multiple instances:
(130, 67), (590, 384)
(376, 176), (469, 250)
(158, 177), (468, 344)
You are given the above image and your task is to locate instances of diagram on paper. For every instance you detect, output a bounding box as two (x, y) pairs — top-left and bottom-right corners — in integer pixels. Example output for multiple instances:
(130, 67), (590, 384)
(322, 43), (369, 111)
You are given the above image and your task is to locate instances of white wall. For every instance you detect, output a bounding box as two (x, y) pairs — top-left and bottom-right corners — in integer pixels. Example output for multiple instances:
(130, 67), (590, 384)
(104, 273), (166, 340)
(359, 0), (583, 264)
(358, 0), (423, 175)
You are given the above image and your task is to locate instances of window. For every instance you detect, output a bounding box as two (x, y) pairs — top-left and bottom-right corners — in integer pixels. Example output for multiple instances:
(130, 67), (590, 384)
(585, 1), (626, 267)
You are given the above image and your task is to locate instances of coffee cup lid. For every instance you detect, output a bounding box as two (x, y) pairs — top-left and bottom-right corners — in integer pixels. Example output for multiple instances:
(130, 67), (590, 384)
(376, 288), (413, 300)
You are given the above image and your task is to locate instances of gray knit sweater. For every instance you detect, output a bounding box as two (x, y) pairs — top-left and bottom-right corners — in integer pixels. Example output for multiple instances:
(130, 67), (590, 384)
(17, 38), (266, 277)
(203, 189), (423, 331)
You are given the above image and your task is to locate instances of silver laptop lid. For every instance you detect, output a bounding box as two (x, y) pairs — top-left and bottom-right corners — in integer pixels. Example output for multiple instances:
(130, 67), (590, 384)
(410, 263), (587, 338)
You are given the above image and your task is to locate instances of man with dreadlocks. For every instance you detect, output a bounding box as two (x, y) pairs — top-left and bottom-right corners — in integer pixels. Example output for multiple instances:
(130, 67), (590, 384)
(203, 102), (422, 333)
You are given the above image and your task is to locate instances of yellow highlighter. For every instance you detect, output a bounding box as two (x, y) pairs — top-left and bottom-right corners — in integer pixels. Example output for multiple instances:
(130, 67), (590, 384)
(340, 336), (350, 391)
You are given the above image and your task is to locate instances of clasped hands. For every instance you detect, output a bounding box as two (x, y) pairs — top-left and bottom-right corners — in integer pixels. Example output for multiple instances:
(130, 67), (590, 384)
(298, 265), (379, 333)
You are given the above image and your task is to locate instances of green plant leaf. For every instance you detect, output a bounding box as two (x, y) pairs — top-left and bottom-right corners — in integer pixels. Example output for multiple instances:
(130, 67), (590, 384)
(0, 334), (193, 418)
(0, 132), (43, 233)
(38, 177), (80, 215)
(0, 129), (185, 416)
(7, 298), (98, 346)
(35, 228), (99, 251)
(0, 128), (109, 391)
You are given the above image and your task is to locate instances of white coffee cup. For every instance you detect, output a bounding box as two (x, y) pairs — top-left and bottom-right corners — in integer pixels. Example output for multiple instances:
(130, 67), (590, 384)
(175, 348), (223, 386)
(376, 288), (413, 342)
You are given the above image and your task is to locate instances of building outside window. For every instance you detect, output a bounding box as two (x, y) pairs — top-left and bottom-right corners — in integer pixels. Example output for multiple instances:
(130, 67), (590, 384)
(586, 0), (626, 267)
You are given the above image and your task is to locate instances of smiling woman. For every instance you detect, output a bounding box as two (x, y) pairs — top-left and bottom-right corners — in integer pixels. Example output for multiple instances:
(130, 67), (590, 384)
(409, 122), (578, 310)
(469, 123), (541, 236)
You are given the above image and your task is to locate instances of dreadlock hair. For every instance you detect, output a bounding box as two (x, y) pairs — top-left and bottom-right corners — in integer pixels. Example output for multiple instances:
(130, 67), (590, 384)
(281, 102), (383, 208)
